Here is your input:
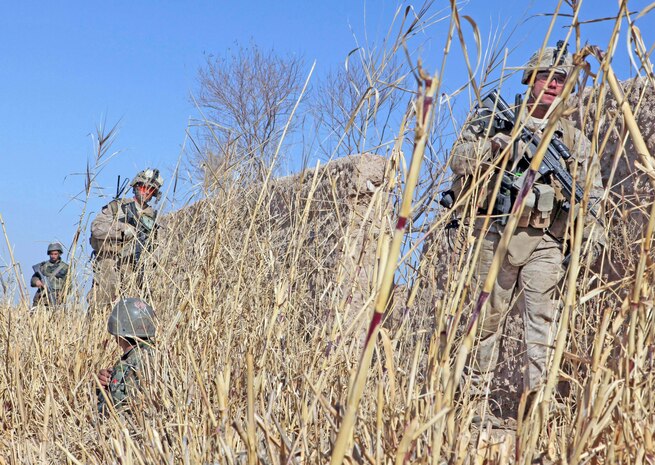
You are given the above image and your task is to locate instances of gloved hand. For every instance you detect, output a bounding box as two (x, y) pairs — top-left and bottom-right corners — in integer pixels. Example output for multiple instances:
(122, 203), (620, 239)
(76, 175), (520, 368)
(121, 224), (137, 240)
(490, 133), (513, 152)
(490, 133), (530, 160)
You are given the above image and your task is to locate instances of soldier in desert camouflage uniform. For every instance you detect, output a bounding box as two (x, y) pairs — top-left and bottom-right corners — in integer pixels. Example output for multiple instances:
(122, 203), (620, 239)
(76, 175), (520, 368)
(30, 242), (70, 308)
(447, 43), (605, 409)
(97, 297), (156, 415)
(89, 169), (163, 312)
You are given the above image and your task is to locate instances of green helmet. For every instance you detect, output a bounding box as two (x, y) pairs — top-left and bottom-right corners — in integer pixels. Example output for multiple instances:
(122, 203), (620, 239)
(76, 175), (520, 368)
(521, 41), (573, 84)
(47, 242), (63, 254)
(108, 298), (156, 339)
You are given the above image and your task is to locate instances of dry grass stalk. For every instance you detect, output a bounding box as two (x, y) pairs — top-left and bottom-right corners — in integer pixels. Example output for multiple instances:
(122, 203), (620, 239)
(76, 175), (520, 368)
(3, 3), (655, 464)
(329, 64), (441, 465)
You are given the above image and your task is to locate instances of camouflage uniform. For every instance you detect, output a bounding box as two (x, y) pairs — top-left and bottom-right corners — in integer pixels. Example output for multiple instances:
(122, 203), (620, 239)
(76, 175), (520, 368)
(97, 342), (153, 414)
(89, 169), (162, 312)
(89, 198), (158, 310)
(97, 297), (157, 415)
(450, 49), (604, 393)
(30, 258), (69, 307)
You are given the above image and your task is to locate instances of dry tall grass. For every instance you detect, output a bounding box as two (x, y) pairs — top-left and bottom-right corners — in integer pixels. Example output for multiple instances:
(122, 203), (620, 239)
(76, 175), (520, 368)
(2, 2), (655, 464)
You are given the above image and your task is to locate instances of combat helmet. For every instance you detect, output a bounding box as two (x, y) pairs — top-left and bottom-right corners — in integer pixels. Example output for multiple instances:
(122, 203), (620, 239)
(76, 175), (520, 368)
(108, 297), (156, 339)
(130, 168), (163, 200)
(521, 40), (573, 84)
(47, 242), (64, 254)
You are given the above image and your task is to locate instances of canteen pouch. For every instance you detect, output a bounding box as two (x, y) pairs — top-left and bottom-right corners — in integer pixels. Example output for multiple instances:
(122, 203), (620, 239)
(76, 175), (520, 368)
(529, 184), (555, 229)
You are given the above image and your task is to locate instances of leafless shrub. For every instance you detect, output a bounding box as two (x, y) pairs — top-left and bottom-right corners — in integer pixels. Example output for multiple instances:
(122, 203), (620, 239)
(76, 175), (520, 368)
(192, 43), (306, 185)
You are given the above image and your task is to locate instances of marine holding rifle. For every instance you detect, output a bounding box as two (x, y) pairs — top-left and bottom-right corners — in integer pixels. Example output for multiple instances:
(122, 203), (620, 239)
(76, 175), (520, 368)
(89, 169), (163, 312)
(444, 43), (605, 414)
(30, 242), (70, 308)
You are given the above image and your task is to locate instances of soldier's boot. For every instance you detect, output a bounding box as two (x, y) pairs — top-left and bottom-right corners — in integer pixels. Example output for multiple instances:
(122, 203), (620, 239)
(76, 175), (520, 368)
(459, 324), (519, 429)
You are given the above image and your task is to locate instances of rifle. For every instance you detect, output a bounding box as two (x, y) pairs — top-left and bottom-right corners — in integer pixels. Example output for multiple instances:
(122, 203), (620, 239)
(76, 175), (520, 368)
(479, 89), (598, 219)
(120, 202), (157, 263)
(32, 264), (56, 306)
(441, 90), (598, 215)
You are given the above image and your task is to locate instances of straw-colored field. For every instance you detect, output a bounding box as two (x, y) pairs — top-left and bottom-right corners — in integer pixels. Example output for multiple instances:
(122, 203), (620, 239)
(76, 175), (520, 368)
(2, 2), (655, 464)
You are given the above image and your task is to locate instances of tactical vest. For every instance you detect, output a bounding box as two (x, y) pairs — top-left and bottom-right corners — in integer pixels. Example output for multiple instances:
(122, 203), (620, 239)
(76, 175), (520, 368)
(475, 117), (581, 238)
(97, 343), (153, 414)
(90, 199), (157, 258)
(36, 260), (68, 291)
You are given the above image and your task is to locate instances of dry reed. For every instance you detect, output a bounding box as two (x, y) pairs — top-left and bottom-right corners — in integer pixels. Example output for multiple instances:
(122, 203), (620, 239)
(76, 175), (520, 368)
(2, 2), (655, 464)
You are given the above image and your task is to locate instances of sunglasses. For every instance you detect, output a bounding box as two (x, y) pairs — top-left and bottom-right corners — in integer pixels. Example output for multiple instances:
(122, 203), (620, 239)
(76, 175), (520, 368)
(137, 184), (158, 194)
(535, 71), (567, 85)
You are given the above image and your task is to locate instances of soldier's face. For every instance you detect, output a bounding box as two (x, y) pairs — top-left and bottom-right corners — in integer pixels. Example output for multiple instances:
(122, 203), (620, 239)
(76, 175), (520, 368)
(49, 251), (60, 261)
(116, 336), (134, 352)
(135, 184), (157, 204)
(531, 70), (566, 108)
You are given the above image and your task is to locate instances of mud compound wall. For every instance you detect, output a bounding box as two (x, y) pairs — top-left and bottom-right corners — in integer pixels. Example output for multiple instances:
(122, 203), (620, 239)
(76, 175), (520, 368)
(157, 153), (392, 333)
(267, 154), (392, 324)
(574, 76), (655, 277)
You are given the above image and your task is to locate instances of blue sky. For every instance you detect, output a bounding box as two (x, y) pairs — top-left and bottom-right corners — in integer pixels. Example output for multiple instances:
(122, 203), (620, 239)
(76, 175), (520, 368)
(1, 1), (653, 301)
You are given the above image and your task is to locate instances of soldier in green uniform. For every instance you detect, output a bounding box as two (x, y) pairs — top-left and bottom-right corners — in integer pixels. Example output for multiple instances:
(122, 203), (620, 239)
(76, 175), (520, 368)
(89, 169), (163, 312)
(30, 242), (70, 308)
(97, 297), (156, 415)
(447, 43), (605, 415)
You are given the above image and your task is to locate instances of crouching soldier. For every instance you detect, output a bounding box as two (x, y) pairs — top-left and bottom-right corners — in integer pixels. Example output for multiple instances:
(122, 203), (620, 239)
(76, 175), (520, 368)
(30, 242), (70, 308)
(97, 297), (156, 415)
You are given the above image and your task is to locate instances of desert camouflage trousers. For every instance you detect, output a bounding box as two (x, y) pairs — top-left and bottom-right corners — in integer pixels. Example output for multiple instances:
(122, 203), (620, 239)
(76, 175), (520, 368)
(88, 257), (138, 313)
(469, 229), (564, 392)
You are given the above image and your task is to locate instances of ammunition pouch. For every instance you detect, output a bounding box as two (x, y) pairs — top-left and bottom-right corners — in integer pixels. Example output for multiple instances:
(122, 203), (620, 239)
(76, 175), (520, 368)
(517, 191), (535, 227)
(492, 173), (514, 224)
(532, 184), (556, 228)
(516, 184), (555, 229)
(547, 202), (579, 240)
